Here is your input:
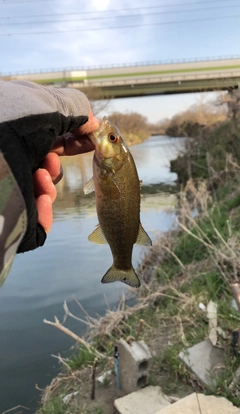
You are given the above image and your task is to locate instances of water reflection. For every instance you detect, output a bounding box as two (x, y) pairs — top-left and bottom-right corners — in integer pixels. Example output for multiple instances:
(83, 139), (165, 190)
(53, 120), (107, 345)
(0, 135), (185, 412)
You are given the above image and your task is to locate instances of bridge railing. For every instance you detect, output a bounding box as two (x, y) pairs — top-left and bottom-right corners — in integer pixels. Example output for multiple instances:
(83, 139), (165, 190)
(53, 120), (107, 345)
(2, 55), (240, 77)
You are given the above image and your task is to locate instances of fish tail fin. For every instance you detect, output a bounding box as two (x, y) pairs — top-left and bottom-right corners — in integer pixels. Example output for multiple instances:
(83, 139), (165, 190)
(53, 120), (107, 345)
(101, 265), (140, 288)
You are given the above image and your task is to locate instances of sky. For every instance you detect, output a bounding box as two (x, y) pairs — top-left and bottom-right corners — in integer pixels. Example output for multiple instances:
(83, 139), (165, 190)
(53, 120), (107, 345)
(0, 0), (239, 122)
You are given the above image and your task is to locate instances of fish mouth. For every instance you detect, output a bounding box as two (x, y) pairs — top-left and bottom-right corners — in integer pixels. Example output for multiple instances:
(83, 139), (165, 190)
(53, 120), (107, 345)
(89, 117), (108, 142)
(88, 129), (104, 149)
(89, 134), (102, 152)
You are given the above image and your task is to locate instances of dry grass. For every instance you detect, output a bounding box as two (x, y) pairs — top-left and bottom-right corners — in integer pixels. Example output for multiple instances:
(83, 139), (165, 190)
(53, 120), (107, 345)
(38, 168), (240, 411)
(159, 94), (228, 137)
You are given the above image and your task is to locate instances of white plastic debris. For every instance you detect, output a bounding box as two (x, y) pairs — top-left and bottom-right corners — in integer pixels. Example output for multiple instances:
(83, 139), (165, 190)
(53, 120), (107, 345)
(97, 370), (112, 384)
(230, 299), (238, 311)
(207, 301), (218, 346)
(199, 302), (206, 311)
(216, 326), (228, 339)
(62, 391), (79, 404)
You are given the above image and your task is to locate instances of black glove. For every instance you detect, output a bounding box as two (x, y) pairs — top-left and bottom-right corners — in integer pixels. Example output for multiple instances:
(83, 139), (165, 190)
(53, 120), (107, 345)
(0, 80), (91, 252)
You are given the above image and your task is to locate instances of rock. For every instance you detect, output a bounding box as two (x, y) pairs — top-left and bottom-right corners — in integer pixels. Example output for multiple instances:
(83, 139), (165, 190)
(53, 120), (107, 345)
(117, 338), (152, 393)
(179, 339), (224, 389)
(153, 393), (240, 413)
(114, 385), (170, 414)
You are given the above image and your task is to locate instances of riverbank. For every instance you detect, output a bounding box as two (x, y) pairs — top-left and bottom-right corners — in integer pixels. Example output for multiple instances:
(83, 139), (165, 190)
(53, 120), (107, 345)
(37, 115), (240, 413)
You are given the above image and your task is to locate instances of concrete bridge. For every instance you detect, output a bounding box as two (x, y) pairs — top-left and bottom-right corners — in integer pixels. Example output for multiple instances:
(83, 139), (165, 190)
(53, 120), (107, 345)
(3, 57), (240, 98)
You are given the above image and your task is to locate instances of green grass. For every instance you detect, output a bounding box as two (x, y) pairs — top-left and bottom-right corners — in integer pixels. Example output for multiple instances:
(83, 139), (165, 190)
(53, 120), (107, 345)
(85, 408), (104, 414)
(147, 175), (240, 401)
(93, 172), (240, 404)
(67, 345), (98, 370)
(37, 112), (240, 410)
(210, 355), (240, 406)
(67, 344), (108, 372)
(37, 397), (67, 414)
(32, 63), (240, 85)
(37, 398), (104, 414)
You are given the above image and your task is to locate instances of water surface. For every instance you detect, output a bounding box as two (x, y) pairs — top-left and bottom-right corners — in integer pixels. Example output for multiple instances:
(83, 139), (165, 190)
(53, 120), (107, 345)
(0, 136), (185, 412)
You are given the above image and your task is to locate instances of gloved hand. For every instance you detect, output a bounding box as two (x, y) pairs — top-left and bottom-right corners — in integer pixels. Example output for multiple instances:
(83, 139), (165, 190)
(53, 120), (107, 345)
(0, 80), (99, 253)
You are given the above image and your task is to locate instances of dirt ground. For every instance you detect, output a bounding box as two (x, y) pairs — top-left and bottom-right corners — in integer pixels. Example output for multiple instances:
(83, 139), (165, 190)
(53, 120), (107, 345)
(55, 331), (194, 414)
(56, 364), (125, 414)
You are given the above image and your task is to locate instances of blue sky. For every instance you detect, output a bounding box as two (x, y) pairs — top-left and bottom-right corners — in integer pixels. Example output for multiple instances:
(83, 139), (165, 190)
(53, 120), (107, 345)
(1, 0), (239, 122)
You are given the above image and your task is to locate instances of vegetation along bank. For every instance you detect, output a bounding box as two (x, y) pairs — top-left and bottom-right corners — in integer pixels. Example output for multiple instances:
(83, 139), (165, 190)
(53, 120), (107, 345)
(37, 90), (240, 414)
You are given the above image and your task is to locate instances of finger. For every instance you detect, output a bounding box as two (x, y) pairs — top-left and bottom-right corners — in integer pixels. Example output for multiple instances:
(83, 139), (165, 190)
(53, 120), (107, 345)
(39, 153), (63, 184)
(51, 134), (95, 156)
(51, 111), (100, 156)
(36, 194), (52, 234)
(33, 168), (57, 202)
(76, 111), (101, 135)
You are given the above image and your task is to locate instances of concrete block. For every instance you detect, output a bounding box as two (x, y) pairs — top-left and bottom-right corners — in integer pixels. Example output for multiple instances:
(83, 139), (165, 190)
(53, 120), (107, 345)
(154, 393), (240, 414)
(114, 385), (171, 414)
(179, 339), (224, 390)
(117, 338), (152, 393)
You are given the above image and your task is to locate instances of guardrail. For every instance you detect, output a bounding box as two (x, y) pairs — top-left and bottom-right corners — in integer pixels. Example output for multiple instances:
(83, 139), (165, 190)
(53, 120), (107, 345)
(2, 55), (240, 77)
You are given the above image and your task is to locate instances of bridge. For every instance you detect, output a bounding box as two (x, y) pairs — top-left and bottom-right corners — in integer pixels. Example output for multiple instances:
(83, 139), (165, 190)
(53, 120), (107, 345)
(3, 57), (240, 98)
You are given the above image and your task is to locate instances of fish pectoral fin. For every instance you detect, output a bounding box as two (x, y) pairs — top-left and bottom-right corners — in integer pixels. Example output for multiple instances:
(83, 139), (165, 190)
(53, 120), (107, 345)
(100, 173), (121, 200)
(136, 223), (152, 246)
(88, 224), (107, 244)
(83, 177), (95, 194)
(101, 265), (140, 288)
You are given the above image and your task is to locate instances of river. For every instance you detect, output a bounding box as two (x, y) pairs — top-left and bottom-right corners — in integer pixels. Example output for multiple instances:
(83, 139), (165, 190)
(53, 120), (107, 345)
(0, 135), (185, 413)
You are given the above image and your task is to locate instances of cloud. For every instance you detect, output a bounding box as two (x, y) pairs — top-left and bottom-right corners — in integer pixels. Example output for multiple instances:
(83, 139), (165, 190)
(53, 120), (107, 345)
(89, 0), (111, 11)
(43, 0), (149, 69)
(1, 0), (240, 73)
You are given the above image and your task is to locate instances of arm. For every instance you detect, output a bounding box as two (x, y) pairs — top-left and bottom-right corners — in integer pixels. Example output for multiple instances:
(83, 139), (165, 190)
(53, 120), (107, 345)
(0, 153), (27, 286)
(0, 80), (100, 285)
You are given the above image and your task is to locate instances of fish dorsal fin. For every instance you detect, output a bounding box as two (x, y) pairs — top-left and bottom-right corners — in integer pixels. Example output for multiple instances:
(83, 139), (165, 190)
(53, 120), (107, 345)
(83, 177), (95, 194)
(88, 224), (107, 244)
(100, 173), (121, 200)
(136, 223), (152, 246)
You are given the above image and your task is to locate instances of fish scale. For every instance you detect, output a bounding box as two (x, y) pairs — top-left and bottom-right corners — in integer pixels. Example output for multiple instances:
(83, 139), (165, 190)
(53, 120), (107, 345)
(84, 117), (152, 288)
(95, 153), (139, 270)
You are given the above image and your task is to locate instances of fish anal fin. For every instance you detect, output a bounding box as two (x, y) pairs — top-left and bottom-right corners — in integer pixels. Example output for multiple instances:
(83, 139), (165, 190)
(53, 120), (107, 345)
(84, 177), (95, 194)
(88, 224), (107, 244)
(136, 223), (152, 246)
(101, 265), (140, 288)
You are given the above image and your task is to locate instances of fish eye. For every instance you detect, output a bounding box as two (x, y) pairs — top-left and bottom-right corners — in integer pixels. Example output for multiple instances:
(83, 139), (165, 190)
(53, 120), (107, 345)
(108, 133), (118, 143)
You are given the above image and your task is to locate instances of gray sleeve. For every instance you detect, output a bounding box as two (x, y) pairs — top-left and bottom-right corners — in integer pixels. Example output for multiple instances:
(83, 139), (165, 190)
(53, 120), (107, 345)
(0, 153), (27, 287)
(0, 80), (91, 254)
(0, 80), (90, 123)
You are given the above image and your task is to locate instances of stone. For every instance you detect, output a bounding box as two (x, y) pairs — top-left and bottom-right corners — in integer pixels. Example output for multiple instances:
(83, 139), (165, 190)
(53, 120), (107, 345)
(154, 393), (240, 414)
(117, 338), (152, 393)
(179, 339), (224, 389)
(114, 386), (171, 414)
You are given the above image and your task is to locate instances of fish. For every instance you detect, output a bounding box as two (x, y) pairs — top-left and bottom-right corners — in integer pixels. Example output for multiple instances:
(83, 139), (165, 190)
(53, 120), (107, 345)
(84, 117), (152, 288)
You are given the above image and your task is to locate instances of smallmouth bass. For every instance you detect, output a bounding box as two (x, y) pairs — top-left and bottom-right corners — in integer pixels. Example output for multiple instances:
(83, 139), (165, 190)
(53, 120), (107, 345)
(84, 117), (152, 288)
